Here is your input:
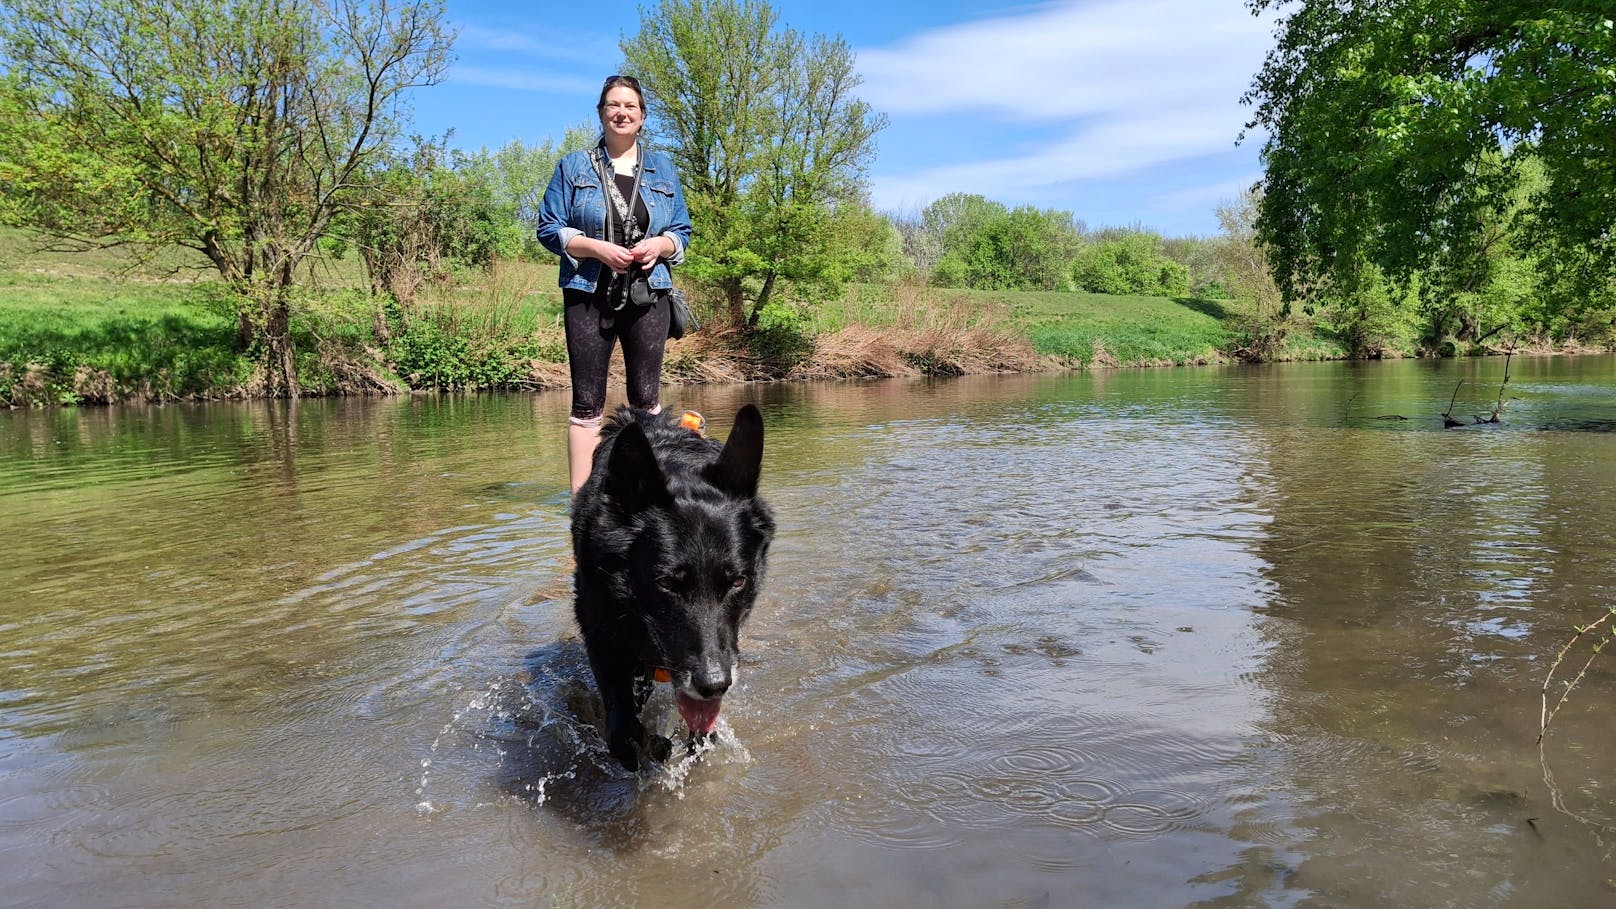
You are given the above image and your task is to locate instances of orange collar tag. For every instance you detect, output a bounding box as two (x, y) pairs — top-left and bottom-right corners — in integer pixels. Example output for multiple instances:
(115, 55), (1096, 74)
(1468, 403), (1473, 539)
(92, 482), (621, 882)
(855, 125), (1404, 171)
(652, 667), (672, 684)
(678, 411), (705, 435)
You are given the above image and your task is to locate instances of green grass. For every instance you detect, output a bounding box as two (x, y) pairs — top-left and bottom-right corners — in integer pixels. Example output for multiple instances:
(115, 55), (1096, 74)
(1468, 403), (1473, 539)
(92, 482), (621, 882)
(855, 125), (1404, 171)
(0, 232), (253, 403)
(1272, 330), (1353, 361)
(810, 284), (1241, 366)
(0, 230), (575, 403)
(1009, 290), (1234, 365)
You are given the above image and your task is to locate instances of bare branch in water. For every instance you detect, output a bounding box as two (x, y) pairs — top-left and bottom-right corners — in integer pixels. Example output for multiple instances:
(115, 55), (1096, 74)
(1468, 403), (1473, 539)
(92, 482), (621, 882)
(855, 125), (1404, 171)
(1476, 350), (1514, 424)
(1443, 380), (1465, 428)
(1538, 606), (1616, 831)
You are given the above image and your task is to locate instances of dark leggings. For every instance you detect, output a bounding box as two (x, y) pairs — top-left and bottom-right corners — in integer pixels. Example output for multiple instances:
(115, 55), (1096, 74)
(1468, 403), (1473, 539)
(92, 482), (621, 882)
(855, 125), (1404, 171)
(564, 285), (670, 422)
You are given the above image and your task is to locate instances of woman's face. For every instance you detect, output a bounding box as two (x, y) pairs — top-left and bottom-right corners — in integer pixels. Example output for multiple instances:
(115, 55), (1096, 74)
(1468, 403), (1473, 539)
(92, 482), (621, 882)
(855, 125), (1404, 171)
(599, 86), (644, 142)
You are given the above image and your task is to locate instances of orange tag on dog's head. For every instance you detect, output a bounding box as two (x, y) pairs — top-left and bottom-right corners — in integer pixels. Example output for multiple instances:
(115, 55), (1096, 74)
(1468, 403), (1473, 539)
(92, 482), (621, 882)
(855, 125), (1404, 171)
(678, 411), (705, 434)
(652, 667), (672, 684)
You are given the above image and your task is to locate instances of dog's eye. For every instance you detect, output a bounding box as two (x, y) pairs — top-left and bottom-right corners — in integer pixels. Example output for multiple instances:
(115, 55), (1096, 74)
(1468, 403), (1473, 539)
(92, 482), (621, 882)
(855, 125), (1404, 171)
(729, 575), (748, 590)
(656, 575), (682, 592)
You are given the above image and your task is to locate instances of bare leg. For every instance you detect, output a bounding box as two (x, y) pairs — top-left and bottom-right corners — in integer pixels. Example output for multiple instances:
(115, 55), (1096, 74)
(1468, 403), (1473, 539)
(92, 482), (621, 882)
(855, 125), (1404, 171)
(568, 419), (601, 494)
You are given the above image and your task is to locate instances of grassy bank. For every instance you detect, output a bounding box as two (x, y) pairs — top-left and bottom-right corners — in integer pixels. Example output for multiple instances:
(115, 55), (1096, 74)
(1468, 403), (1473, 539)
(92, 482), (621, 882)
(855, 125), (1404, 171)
(3, 229), (1341, 407)
(806, 283), (1350, 368)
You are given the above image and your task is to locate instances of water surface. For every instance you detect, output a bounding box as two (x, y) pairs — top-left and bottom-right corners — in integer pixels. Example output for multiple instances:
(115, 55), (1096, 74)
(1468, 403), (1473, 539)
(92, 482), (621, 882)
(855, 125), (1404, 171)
(3, 356), (1615, 907)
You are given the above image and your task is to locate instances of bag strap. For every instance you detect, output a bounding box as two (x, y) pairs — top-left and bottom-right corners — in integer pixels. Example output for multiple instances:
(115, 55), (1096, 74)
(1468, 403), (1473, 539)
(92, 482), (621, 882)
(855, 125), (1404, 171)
(594, 141), (646, 245)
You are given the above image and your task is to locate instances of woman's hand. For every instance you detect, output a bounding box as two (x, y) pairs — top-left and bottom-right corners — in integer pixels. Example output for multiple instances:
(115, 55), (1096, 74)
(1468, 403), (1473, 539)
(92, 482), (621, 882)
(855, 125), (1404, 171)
(629, 236), (675, 268)
(572, 237), (636, 273)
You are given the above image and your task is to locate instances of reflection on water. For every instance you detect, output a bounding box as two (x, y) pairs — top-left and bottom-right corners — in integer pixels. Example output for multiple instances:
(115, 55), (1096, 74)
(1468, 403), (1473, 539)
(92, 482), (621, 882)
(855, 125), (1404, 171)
(2, 356), (1614, 907)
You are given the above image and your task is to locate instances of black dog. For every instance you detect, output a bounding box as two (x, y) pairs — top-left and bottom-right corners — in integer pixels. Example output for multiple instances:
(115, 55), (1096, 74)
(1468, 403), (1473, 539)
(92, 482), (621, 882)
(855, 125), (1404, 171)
(571, 404), (775, 771)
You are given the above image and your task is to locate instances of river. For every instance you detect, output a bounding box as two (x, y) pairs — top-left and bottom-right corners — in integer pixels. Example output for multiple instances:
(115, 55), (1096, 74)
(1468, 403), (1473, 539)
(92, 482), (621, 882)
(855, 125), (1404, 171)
(2, 356), (1614, 908)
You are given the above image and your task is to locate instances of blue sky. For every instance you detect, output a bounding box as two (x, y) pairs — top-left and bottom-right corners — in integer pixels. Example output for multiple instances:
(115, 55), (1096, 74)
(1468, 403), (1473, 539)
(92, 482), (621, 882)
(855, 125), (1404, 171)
(409, 1), (1277, 237)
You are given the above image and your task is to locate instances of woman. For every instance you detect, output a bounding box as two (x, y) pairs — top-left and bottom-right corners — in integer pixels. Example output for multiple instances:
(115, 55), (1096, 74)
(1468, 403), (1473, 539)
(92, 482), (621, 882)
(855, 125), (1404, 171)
(536, 74), (693, 494)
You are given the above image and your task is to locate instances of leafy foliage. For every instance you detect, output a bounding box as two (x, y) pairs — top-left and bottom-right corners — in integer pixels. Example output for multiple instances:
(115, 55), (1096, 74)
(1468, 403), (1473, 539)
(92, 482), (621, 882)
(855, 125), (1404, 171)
(452, 127), (597, 257)
(0, 0), (452, 394)
(1210, 188), (1296, 359)
(1244, 1), (1616, 319)
(332, 135), (528, 310)
(622, 0), (886, 325)
(1071, 231), (1189, 298)
(921, 194), (1083, 292)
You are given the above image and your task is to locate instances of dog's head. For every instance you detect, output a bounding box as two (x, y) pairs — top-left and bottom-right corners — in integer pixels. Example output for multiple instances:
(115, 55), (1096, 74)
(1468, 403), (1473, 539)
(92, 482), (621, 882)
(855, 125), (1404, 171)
(591, 405), (775, 733)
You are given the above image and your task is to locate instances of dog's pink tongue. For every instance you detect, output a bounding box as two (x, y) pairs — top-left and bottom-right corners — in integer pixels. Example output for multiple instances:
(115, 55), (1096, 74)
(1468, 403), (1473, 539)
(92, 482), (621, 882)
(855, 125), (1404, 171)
(674, 691), (722, 734)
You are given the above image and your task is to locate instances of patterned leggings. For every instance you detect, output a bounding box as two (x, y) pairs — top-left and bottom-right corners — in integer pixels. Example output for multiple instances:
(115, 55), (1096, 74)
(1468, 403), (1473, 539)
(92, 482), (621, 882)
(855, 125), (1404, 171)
(563, 285), (670, 422)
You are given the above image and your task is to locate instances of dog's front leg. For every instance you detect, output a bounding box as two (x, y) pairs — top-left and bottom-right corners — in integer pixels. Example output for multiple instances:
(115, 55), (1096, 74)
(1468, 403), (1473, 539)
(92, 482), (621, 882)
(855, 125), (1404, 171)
(591, 657), (648, 771)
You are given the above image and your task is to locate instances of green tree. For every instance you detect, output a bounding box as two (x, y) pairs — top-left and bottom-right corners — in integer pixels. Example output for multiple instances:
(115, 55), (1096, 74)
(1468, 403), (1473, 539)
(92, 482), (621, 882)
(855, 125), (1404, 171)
(1243, 1), (1616, 323)
(452, 125), (595, 253)
(1072, 230), (1189, 297)
(923, 194), (1003, 289)
(821, 203), (911, 285)
(922, 193), (1010, 256)
(1161, 235), (1228, 299)
(622, 0), (886, 325)
(1214, 188), (1292, 358)
(335, 135), (527, 316)
(0, 0), (452, 395)
(922, 194), (1082, 292)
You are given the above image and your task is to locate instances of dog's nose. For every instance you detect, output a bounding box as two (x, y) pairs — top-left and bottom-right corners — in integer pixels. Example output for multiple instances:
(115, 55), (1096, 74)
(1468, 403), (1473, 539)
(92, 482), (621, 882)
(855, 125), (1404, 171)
(690, 661), (732, 700)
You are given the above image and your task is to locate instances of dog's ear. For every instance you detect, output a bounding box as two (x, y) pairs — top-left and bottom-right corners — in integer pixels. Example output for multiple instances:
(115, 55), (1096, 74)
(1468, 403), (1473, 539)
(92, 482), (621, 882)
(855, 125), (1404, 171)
(705, 404), (764, 497)
(603, 422), (672, 512)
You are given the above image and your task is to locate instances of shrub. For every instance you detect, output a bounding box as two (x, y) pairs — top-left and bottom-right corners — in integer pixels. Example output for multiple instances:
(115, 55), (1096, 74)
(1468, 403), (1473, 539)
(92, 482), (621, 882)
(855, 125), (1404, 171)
(1072, 232), (1190, 297)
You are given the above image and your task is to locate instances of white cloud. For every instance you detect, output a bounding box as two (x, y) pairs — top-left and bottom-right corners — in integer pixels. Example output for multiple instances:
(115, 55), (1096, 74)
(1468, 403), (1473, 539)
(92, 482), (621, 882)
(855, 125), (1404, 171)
(449, 65), (599, 96)
(859, 0), (1269, 120)
(454, 23), (619, 67)
(1149, 172), (1263, 215)
(457, 24), (548, 54)
(858, 0), (1275, 218)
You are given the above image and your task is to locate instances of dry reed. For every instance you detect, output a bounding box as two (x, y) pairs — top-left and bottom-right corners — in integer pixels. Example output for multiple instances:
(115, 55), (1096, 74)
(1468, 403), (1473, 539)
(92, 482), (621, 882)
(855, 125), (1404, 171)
(789, 289), (1045, 381)
(510, 282), (1055, 394)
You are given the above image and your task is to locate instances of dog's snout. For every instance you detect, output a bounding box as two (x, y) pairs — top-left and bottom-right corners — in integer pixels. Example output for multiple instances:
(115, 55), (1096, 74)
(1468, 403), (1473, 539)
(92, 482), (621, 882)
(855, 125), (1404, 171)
(690, 659), (732, 700)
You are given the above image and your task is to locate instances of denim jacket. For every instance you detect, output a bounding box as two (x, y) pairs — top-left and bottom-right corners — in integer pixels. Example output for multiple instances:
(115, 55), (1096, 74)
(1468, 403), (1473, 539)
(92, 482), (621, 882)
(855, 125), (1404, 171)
(535, 142), (693, 293)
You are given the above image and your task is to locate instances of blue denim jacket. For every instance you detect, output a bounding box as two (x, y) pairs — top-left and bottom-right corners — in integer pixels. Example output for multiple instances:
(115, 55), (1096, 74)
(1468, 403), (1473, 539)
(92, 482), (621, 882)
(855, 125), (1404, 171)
(535, 143), (693, 293)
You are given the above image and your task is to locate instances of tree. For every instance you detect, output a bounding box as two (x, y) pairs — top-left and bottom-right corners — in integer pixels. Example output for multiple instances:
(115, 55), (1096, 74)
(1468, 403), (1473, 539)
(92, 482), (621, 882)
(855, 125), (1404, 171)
(1243, 1), (1616, 321)
(1161, 235), (1228, 299)
(920, 193), (1082, 292)
(452, 126), (596, 252)
(0, 0), (452, 395)
(820, 203), (911, 285)
(621, 0), (886, 325)
(1071, 230), (1189, 298)
(922, 193), (1010, 256)
(1214, 188), (1291, 359)
(337, 135), (527, 315)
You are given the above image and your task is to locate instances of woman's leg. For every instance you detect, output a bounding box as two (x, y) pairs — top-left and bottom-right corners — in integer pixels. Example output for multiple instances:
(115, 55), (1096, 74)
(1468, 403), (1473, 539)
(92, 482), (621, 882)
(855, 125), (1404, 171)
(567, 419), (601, 494)
(620, 293), (671, 412)
(564, 292), (615, 494)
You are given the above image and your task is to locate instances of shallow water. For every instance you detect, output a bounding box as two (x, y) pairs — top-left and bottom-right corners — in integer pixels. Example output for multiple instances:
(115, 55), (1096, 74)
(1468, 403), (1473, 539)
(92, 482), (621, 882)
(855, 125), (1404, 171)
(3, 356), (1615, 908)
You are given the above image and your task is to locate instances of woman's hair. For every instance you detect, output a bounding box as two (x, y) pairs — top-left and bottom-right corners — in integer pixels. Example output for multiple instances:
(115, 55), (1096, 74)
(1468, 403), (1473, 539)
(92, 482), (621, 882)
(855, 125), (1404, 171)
(596, 74), (645, 113)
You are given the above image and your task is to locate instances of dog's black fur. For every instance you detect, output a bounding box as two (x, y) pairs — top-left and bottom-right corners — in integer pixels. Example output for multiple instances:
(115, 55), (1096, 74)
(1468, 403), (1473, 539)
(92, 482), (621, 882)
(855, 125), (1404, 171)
(571, 404), (775, 771)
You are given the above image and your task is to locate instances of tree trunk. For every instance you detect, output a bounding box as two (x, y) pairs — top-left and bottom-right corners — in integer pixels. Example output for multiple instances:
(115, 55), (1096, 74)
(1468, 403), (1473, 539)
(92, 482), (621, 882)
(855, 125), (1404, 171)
(750, 272), (777, 329)
(724, 278), (747, 327)
(265, 290), (299, 398)
(235, 309), (257, 352)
